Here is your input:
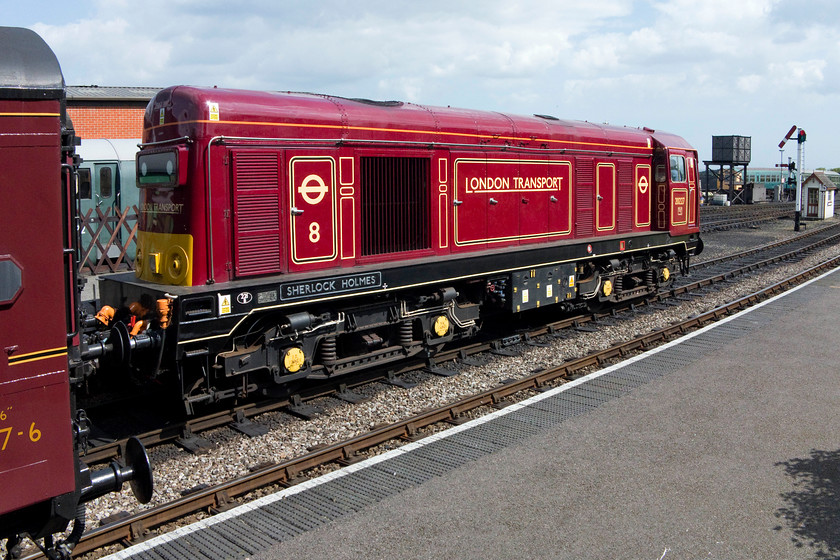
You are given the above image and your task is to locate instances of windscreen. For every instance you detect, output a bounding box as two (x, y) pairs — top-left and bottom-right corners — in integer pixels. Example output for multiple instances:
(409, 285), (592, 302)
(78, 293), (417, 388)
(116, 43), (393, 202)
(137, 151), (178, 187)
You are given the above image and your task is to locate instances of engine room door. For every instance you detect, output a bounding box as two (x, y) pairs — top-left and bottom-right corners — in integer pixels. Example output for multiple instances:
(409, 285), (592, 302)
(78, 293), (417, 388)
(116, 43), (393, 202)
(288, 153), (338, 266)
(596, 162), (616, 232)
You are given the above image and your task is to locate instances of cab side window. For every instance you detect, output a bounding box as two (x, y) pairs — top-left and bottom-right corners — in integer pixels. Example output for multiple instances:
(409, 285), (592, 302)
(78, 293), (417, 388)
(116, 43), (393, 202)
(99, 167), (113, 198)
(669, 155), (686, 183)
(78, 168), (92, 199)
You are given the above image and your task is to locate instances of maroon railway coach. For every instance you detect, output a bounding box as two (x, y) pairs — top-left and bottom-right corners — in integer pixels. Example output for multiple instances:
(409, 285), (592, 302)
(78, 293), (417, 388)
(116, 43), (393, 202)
(0, 27), (151, 558)
(98, 86), (702, 413)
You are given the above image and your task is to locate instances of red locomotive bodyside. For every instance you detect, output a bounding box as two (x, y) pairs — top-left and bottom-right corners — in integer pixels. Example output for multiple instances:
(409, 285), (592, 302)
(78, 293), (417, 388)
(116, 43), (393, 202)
(134, 86), (700, 288)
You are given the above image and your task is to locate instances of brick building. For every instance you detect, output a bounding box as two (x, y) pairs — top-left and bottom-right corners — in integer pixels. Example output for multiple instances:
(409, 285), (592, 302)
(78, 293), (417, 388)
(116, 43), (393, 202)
(67, 85), (159, 139)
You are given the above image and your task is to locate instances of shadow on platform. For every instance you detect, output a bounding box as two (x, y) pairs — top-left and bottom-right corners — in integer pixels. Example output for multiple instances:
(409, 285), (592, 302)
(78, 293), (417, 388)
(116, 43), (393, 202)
(775, 448), (840, 558)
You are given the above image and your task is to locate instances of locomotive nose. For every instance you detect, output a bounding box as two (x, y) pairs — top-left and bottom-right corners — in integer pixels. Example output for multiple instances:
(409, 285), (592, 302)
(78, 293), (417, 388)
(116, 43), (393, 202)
(80, 437), (154, 504)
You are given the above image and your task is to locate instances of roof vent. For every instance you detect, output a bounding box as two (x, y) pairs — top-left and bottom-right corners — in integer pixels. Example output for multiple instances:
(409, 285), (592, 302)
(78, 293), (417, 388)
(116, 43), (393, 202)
(348, 98), (404, 107)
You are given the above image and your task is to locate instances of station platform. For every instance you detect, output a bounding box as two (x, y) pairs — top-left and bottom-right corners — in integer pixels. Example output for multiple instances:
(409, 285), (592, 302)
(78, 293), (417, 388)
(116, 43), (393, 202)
(104, 267), (840, 559)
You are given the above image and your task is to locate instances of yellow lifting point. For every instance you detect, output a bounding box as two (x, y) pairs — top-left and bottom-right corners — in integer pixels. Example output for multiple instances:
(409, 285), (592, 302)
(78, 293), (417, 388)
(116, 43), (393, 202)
(433, 315), (450, 337)
(283, 347), (306, 373)
(602, 279), (613, 297)
(661, 267), (671, 282)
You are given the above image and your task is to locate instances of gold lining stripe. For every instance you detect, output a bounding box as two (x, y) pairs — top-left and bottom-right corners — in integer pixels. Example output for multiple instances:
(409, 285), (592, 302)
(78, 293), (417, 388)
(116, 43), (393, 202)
(146, 119), (653, 152)
(8, 346), (67, 366)
(0, 112), (61, 117)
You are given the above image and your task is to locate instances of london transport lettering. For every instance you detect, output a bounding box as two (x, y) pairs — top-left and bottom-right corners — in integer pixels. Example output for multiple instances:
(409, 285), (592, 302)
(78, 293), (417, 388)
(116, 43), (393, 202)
(466, 176), (565, 193)
(280, 272), (382, 301)
(141, 202), (184, 214)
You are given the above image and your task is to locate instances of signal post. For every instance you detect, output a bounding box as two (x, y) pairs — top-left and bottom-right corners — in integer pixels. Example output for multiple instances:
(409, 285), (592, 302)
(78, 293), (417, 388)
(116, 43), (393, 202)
(778, 125), (806, 231)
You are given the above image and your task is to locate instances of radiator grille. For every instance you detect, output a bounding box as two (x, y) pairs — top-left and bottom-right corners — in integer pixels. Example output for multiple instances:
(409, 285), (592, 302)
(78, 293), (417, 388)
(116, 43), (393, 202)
(360, 157), (430, 257)
(576, 158), (594, 184)
(618, 160), (633, 185)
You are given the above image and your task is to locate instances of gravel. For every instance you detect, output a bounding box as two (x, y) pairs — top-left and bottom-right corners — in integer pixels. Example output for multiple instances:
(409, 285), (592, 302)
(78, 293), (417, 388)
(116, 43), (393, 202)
(9, 213), (840, 558)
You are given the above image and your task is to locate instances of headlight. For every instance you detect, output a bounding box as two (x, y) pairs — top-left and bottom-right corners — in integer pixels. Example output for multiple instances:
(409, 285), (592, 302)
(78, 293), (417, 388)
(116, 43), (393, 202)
(165, 245), (190, 285)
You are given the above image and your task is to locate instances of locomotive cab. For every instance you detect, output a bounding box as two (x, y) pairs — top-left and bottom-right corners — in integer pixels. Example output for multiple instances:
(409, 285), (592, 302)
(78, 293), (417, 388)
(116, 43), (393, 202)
(134, 146), (194, 286)
(651, 140), (701, 240)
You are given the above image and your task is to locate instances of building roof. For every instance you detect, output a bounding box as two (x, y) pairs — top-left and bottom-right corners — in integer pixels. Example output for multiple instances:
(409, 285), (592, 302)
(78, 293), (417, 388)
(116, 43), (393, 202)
(67, 85), (160, 102)
(804, 170), (837, 190)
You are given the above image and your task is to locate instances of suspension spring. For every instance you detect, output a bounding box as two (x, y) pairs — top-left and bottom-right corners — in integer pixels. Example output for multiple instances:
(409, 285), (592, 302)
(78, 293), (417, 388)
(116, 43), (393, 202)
(399, 320), (414, 346)
(320, 337), (337, 365)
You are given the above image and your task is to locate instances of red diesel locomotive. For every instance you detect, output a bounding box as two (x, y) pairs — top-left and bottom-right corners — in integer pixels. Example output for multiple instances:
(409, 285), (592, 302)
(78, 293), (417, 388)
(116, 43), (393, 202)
(0, 28), (151, 559)
(95, 85), (702, 414)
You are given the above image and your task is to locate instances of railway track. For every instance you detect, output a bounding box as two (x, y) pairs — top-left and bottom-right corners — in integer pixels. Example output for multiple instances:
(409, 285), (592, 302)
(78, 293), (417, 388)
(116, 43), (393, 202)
(699, 202), (793, 231)
(29, 219), (837, 559)
(77, 220), (840, 467)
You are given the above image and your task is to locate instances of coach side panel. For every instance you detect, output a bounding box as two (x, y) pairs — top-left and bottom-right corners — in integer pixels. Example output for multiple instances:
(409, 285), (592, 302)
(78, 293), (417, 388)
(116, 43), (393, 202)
(0, 101), (75, 517)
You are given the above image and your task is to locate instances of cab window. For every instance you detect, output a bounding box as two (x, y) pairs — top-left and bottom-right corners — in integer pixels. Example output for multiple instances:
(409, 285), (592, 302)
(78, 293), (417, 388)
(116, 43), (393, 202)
(669, 155), (686, 183)
(653, 165), (664, 182)
(137, 150), (179, 187)
(78, 168), (92, 199)
(99, 167), (113, 198)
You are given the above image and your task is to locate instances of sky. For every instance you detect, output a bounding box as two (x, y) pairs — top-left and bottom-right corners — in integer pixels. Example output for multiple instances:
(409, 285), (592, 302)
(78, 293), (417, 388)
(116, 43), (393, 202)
(5, 0), (838, 168)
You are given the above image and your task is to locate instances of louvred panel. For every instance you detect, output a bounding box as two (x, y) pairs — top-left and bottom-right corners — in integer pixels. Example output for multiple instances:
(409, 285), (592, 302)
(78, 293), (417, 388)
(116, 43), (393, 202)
(232, 150), (283, 276)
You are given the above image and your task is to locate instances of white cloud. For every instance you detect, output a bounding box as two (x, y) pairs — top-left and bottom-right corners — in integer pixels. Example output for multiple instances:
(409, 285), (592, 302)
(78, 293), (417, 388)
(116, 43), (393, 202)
(32, 18), (172, 85)
(8, 0), (840, 166)
(737, 74), (763, 93)
(768, 59), (826, 89)
(653, 0), (779, 26)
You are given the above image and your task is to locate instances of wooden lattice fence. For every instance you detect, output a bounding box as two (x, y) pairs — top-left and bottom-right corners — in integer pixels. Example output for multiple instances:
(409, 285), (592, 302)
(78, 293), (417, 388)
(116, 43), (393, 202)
(79, 205), (139, 274)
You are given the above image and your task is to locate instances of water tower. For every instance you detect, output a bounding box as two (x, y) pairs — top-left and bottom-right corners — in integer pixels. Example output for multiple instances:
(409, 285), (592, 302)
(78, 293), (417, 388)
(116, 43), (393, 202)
(703, 135), (751, 203)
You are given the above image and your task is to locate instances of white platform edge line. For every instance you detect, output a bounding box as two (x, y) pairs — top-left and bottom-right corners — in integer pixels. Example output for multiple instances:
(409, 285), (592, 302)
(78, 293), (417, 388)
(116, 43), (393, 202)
(101, 264), (838, 559)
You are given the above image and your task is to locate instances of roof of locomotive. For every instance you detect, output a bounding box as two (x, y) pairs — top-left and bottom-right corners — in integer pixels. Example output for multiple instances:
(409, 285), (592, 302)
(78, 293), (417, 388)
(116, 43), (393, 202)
(144, 85), (694, 153)
(0, 27), (64, 100)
